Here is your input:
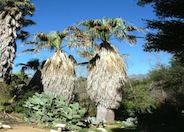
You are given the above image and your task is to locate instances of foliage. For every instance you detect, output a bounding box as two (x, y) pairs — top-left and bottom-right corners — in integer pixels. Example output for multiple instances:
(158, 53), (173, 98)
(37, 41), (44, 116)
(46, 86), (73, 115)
(137, 0), (184, 61)
(66, 17), (143, 60)
(148, 59), (184, 104)
(0, 71), (40, 113)
(121, 78), (157, 117)
(13, 88), (39, 113)
(23, 93), (86, 131)
(10, 71), (29, 87)
(0, 81), (15, 114)
(119, 58), (184, 120)
(23, 31), (68, 53)
(0, 71), (36, 115)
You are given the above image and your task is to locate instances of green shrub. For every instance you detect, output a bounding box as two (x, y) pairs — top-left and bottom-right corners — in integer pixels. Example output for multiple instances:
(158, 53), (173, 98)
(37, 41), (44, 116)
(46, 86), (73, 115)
(148, 59), (184, 105)
(23, 93), (86, 131)
(0, 81), (15, 114)
(121, 79), (157, 117)
(14, 88), (38, 113)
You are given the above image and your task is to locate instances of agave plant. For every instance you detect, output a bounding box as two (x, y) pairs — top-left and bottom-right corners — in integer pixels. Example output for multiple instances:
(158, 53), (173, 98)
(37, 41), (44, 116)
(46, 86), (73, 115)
(0, 0), (35, 83)
(23, 31), (76, 104)
(66, 17), (143, 123)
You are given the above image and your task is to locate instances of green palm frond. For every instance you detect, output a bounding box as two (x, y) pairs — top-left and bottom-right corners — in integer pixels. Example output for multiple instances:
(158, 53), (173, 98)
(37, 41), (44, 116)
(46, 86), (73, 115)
(65, 26), (93, 49)
(78, 19), (102, 28)
(22, 31), (67, 54)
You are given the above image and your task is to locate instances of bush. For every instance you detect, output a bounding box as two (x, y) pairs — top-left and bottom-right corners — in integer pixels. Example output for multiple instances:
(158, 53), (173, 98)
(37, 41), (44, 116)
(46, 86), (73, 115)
(120, 78), (157, 117)
(0, 81), (15, 114)
(23, 93), (86, 131)
(148, 59), (184, 105)
(14, 88), (39, 113)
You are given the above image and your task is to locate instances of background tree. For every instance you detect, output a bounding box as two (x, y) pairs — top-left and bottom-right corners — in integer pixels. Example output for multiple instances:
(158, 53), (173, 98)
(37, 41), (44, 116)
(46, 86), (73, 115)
(0, 0), (35, 83)
(148, 59), (184, 105)
(24, 31), (76, 104)
(120, 78), (157, 119)
(137, 0), (184, 62)
(66, 18), (142, 123)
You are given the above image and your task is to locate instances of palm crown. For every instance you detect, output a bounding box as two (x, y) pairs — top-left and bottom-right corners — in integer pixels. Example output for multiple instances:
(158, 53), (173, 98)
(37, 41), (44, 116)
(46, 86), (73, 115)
(0, 0), (35, 40)
(68, 18), (142, 46)
(66, 18), (143, 60)
(23, 31), (68, 53)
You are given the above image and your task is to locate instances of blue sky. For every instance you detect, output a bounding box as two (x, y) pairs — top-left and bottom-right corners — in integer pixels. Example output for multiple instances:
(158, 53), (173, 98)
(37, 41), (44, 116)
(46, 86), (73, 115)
(14, 0), (172, 76)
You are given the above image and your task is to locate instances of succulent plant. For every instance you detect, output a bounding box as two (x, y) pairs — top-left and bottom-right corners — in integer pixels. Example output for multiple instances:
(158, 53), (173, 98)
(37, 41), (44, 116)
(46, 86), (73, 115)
(23, 93), (86, 131)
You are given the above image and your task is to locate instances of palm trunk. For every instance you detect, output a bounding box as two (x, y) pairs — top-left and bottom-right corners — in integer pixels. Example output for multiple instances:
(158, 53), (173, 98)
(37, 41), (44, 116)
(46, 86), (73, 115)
(41, 50), (76, 104)
(87, 41), (126, 123)
(0, 11), (22, 83)
(97, 106), (115, 124)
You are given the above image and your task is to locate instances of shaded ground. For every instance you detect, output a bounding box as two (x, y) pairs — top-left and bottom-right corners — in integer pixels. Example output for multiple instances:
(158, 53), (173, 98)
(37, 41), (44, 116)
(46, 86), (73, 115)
(136, 107), (184, 132)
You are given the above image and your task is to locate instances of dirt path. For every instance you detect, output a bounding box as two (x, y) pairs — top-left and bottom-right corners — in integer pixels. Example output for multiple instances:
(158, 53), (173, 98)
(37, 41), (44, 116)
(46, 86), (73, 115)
(0, 124), (50, 132)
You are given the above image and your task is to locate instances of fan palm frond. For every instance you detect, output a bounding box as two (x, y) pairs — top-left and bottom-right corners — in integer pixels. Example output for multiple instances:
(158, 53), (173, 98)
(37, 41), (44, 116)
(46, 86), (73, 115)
(16, 59), (40, 72)
(22, 31), (67, 54)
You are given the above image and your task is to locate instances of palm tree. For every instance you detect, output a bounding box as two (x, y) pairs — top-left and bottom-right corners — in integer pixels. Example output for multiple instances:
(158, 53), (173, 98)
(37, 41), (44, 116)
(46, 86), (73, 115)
(16, 59), (43, 92)
(66, 18), (142, 123)
(24, 31), (76, 104)
(0, 0), (35, 83)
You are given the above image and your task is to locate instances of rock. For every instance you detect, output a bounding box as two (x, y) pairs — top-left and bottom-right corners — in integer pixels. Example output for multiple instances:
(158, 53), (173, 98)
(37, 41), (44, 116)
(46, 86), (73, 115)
(55, 123), (66, 132)
(122, 117), (138, 128)
(55, 124), (66, 128)
(96, 128), (107, 132)
(50, 129), (57, 132)
(2, 124), (11, 129)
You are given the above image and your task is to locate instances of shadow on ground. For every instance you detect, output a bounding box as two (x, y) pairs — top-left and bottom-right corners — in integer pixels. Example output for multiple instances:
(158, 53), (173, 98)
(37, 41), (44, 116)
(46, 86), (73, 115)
(136, 104), (184, 132)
